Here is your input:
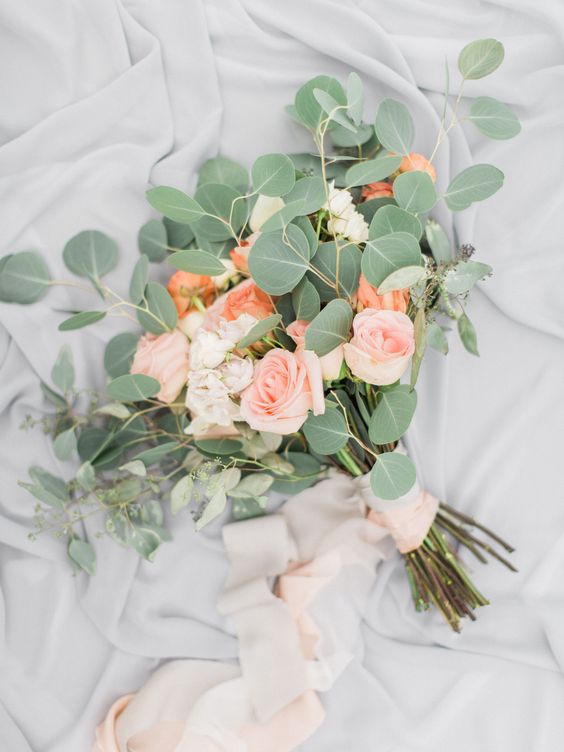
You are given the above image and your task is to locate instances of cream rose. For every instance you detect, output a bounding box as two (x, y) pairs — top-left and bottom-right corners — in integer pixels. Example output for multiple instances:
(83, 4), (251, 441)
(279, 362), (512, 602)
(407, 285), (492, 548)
(130, 330), (190, 403)
(343, 309), (414, 385)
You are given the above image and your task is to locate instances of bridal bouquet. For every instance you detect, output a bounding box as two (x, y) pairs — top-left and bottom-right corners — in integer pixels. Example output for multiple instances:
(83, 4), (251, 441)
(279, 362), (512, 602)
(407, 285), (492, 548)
(5, 39), (519, 632)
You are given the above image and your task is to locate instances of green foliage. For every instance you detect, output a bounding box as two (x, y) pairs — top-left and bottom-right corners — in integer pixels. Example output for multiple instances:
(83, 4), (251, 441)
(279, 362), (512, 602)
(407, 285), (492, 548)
(138, 219), (169, 262)
(294, 75), (346, 130)
(427, 320), (449, 355)
(308, 242), (361, 301)
(303, 405), (350, 454)
(248, 225), (310, 294)
(146, 186), (205, 224)
(282, 176), (326, 215)
(195, 437), (244, 455)
(269, 452), (322, 495)
(198, 155), (248, 192)
(51, 346), (74, 395)
(369, 205), (422, 241)
(68, 538), (96, 575)
(457, 312), (479, 355)
(104, 332), (138, 378)
(251, 153), (296, 197)
(129, 255), (149, 304)
(292, 276), (321, 321)
(313, 88), (356, 131)
(0, 251), (50, 304)
(304, 299), (352, 357)
(377, 265), (426, 295)
(346, 71), (364, 126)
(444, 260), (492, 295)
(58, 311), (106, 331)
(345, 155), (401, 188)
(194, 183), (247, 241)
(164, 217), (194, 250)
(445, 164), (504, 211)
(106, 373), (161, 401)
(362, 232), (421, 288)
(137, 282), (177, 334)
(29, 466), (69, 502)
(425, 220), (451, 263)
(170, 475), (194, 515)
(393, 171), (437, 213)
(54, 427), (77, 461)
(468, 97), (521, 140)
(237, 314), (282, 348)
(375, 98), (415, 155)
(63, 230), (118, 288)
(370, 451), (417, 501)
(168, 249), (226, 276)
(369, 386), (417, 445)
(458, 38), (504, 80)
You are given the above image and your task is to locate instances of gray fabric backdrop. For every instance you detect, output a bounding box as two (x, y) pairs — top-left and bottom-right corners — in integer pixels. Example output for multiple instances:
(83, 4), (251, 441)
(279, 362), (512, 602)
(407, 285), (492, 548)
(1, 0), (563, 749)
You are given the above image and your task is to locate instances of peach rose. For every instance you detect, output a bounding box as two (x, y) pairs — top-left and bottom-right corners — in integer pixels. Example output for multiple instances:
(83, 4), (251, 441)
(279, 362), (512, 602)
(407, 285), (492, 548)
(130, 329), (190, 403)
(240, 348), (325, 434)
(361, 181), (394, 201)
(222, 280), (274, 322)
(167, 271), (215, 319)
(287, 319), (345, 381)
(399, 152), (436, 182)
(343, 309), (414, 385)
(357, 274), (410, 313)
(229, 231), (260, 272)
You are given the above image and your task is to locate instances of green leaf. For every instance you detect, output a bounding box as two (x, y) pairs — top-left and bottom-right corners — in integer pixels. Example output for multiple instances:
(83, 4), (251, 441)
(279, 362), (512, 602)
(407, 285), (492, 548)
(146, 186), (205, 224)
(119, 460), (147, 477)
(457, 313), (479, 355)
(269, 451), (321, 495)
(251, 153), (296, 197)
(51, 345), (74, 394)
(40, 382), (67, 409)
(292, 276), (321, 321)
(58, 311), (106, 331)
(330, 122), (374, 148)
(29, 466), (69, 501)
(445, 164), (504, 211)
(369, 205), (422, 240)
(128, 525), (161, 560)
(375, 98), (415, 156)
(294, 75), (346, 130)
(425, 220), (451, 263)
(303, 406), (350, 454)
(308, 241), (362, 301)
(77, 427), (111, 464)
(377, 265), (426, 294)
(260, 202), (302, 231)
(304, 299), (352, 357)
(370, 452), (417, 501)
(19, 482), (65, 508)
(163, 217), (194, 250)
(468, 96), (521, 140)
(198, 155), (248, 192)
(106, 373), (161, 401)
(63, 230), (118, 285)
(171, 475), (194, 515)
(195, 437), (244, 455)
(361, 232), (421, 288)
(195, 488), (227, 530)
(54, 428), (77, 461)
(104, 332), (139, 378)
(138, 219), (169, 262)
(248, 225), (310, 294)
(129, 254), (149, 304)
(427, 320), (449, 355)
(131, 441), (181, 466)
(410, 307), (427, 387)
(444, 260), (492, 295)
(393, 171), (437, 213)
(194, 183), (247, 241)
(0, 251), (50, 304)
(76, 462), (96, 491)
(237, 314), (282, 348)
(167, 249), (226, 276)
(358, 197), (397, 224)
(68, 538), (96, 576)
(232, 496), (267, 521)
(283, 176), (326, 215)
(313, 88), (356, 132)
(458, 38), (504, 80)
(291, 216), (318, 256)
(230, 473), (274, 499)
(137, 282), (177, 334)
(345, 155), (402, 187)
(369, 386), (417, 444)
(346, 71), (364, 126)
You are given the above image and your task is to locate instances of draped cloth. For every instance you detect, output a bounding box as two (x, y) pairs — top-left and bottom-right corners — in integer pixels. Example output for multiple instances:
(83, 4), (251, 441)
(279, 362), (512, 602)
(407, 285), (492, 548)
(1, 1), (564, 750)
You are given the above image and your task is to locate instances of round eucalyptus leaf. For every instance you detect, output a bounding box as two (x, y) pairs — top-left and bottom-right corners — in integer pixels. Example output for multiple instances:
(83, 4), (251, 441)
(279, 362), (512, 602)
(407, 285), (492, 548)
(308, 241), (361, 301)
(194, 183), (247, 241)
(237, 314), (282, 348)
(330, 123), (373, 148)
(137, 282), (177, 334)
(106, 373), (161, 402)
(292, 276), (321, 322)
(377, 265), (426, 295)
(68, 538), (96, 576)
(444, 164), (504, 211)
(0, 251), (50, 303)
(283, 176), (326, 215)
(104, 332), (139, 378)
(63, 230), (118, 282)
(303, 407), (350, 454)
(369, 205), (422, 240)
(457, 313), (479, 356)
(346, 71), (364, 126)
(51, 345), (75, 394)
(269, 451), (322, 495)
(444, 260), (492, 295)
(138, 219), (168, 262)
(427, 321), (449, 355)
(294, 75), (346, 131)
(260, 201), (303, 231)
(458, 38), (504, 80)
(375, 98), (415, 156)
(357, 197), (397, 224)
(361, 232), (421, 288)
(146, 186), (205, 224)
(370, 452), (417, 501)
(129, 254), (149, 304)
(58, 311), (106, 331)
(198, 155), (249, 192)
(345, 155), (402, 188)
(291, 216), (318, 256)
(304, 299), (353, 357)
(163, 217), (194, 250)
(393, 171), (437, 213)
(468, 97), (521, 140)
(369, 386), (417, 444)
(54, 428), (77, 461)
(251, 153), (296, 197)
(168, 249), (227, 276)
(313, 88), (356, 132)
(29, 466), (69, 501)
(425, 220), (451, 263)
(248, 225), (310, 294)
(195, 437), (244, 455)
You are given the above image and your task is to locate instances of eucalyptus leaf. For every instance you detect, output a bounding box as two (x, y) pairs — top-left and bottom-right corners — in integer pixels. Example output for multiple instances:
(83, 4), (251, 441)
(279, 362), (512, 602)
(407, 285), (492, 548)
(129, 254), (149, 304)
(106, 374), (161, 402)
(427, 320), (449, 355)
(377, 265), (426, 294)
(251, 153), (296, 197)
(425, 220), (451, 263)
(303, 406), (350, 454)
(19, 482), (65, 509)
(63, 230), (118, 284)
(230, 473), (274, 499)
(361, 232), (421, 288)
(58, 311), (106, 331)
(444, 260), (492, 295)
(195, 437), (244, 456)
(375, 98), (415, 155)
(444, 164), (504, 211)
(248, 225), (310, 294)
(237, 314), (282, 348)
(393, 171), (437, 213)
(468, 96), (521, 140)
(345, 155), (402, 188)
(294, 76), (346, 131)
(138, 219), (169, 262)
(104, 332), (139, 378)
(0, 251), (50, 304)
(132, 442), (183, 466)
(198, 155), (249, 192)
(458, 38), (504, 80)
(369, 451), (417, 501)
(129, 525), (161, 560)
(457, 313), (479, 355)
(330, 123), (374, 148)
(269, 451), (321, 495)
(357, 197), (397, 224)
(304, 299), (352, 357)
(137, 282), (177, 334)
(54, 428), (77, 461)
(283, 176), (326, 215)
(292, 276), (321, 321)
(194, 183), (247, 241)
(170, 475), (194, 514)
(29, 466), (69, 501)
(369, 205), (422, 240)
(119, 459), (147, 477)
(146, 186), (205, 224)
(346, 71), (364, 126)
(163, 217), (194, 250)
(76, 461), (96, 491)
(168, 249), (227, 276)
(410, 307), (427, 387)
(313, 88), (356, 132)
(260, 201), (303, 231)
(51, 345), (74, 395)
(195, 488), (227, 530)
(369, 386), (417, 444)
(308, 241), (362, 301)
(40, 382), (67, 409)
(68, 538), (96, 576)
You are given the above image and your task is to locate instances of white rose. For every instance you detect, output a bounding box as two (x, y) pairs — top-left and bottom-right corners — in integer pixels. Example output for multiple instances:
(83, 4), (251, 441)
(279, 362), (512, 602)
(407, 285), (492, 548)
(176, 310), (205, 340)
(213, 259), (238, 290)
(220, 356), (254, 393)
(250, 194), (285, 232)
(217, 313), (257, 345)
(324, 182), (354, 217)
(343, 210), (369, 243)
(189, 330), (234, 369)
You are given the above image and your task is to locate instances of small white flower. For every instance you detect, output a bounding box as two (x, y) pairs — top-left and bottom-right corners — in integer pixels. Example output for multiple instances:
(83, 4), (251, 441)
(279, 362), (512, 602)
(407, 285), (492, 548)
(220, 356), (254, 393)
(176, 310), (205, 340)
(213, 259), (238, 290)
(217, 313), (257, 345)
(324, 181), (368, 244)
(190, 330), (233, 370)
(250, 194), (285, 232)
(343, 210), (369, 243)
(324, 181), (354, 217)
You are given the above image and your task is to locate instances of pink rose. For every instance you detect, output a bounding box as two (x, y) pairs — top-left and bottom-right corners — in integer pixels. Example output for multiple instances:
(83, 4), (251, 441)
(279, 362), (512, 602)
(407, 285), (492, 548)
(343, 309), (414, 385)
(240, 348), (325, 435)
(398, 152), (436, 183)
(287, 320), (344, 381)
(130, 330), (190, 403)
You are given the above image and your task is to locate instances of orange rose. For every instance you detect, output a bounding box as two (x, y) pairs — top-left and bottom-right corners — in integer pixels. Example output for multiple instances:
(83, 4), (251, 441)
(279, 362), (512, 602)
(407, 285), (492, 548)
(357, 274), (410, 313)
(167, 271), (215, 318)
(222, 280), (274, 321)
(229, 231), (260, 272)
(399, 152), (436, 182)
(361, 181), (394, 201)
